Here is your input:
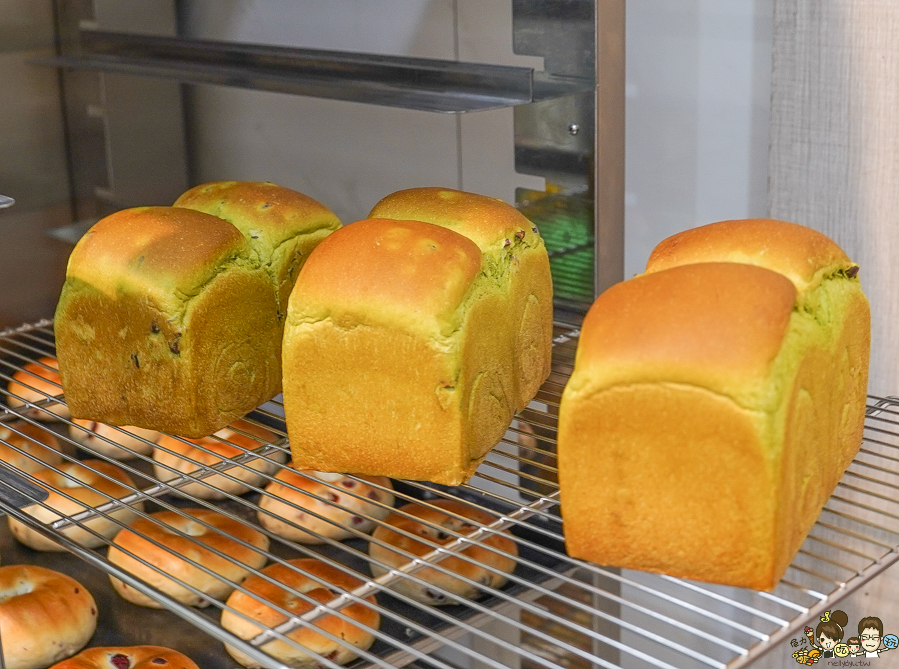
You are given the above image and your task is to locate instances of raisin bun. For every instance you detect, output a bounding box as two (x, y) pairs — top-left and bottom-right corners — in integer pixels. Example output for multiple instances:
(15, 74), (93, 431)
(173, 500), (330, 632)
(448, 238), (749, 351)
(258, 469), (393, 543)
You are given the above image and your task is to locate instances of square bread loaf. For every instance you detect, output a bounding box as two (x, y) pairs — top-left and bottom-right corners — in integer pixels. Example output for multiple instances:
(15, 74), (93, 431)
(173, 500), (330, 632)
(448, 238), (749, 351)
(56, 183), (340, 438)
(282, 218), (519, 485)
(558, 220), (870, 590)
(369, 188), (553, 410)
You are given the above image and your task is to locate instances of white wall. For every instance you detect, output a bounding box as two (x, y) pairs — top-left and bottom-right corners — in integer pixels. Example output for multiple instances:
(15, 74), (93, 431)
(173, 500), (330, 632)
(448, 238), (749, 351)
(179, 0), (543, 226)
(624, 0), (772, 277)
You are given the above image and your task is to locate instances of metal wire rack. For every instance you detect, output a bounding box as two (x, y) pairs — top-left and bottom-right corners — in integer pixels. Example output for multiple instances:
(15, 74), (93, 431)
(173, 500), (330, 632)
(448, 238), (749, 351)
(0, 319), (898, 669)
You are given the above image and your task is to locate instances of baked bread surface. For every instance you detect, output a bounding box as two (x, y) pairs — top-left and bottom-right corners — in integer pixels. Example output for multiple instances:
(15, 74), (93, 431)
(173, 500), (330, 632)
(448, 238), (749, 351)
(55, 206), (280, 437)
(646, 218), (855, 291)
(174, 180), (341, 319)
(559, 259), (869, 590)
(283, 218), (516, 484)
(369, 187), (552, 409)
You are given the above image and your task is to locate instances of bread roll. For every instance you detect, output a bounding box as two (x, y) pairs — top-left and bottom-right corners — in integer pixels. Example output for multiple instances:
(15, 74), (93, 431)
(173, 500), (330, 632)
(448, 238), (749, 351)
(283, 218), (516, 485)
(153, 419), (284, 499)
(108, 508), (269, 608)
(68, 419), (160, 460)
(56, 183), (340, 438)
(369, 499), (518, 605)
(0, 565), (97, 669)
(221, 558), (379, 668)
(174, 180), (340, 321)
(558, 238), (870, 589)
(10, 459), (144, 551)
(0, 421), (62, 473)
(258, 469), (394, 543)
(369, 187), (553, 407)
(50, 646), (200, 669)
(4, 357), (69, 420)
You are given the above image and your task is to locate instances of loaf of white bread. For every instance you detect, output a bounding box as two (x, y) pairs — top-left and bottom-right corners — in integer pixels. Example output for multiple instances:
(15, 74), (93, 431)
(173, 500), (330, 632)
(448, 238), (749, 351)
(55, 182), (340, 438)
(558, 219), (870, 590)
(283, 207), (549, 485)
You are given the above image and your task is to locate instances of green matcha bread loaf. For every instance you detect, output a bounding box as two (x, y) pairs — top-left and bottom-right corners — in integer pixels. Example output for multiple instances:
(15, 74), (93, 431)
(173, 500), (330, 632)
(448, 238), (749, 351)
(369, 187), (553, 410)
(558, 220), (870, 590)
(282, 218), (518, 485)
(55, 183), (340, 438)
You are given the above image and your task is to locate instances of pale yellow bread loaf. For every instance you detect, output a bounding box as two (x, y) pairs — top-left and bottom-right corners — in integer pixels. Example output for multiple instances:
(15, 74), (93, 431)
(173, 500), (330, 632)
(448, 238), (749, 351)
(283, 218), (516, 485)
(558, 260), (869, 590)
(369, 187), (552, 408)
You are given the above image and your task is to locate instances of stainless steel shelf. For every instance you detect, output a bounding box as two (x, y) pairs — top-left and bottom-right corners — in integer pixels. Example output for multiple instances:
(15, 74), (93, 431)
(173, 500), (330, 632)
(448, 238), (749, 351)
(32, 30), (593, 114)
(0, 319), (897, 669)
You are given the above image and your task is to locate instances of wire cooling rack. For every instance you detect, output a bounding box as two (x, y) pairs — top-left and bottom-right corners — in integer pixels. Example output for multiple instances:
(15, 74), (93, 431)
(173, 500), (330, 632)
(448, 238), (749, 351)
(0, 319), (898, 669)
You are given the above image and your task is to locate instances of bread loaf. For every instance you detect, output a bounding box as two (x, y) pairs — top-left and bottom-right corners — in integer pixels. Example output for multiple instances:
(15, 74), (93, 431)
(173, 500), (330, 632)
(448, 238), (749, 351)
(174, 181), (340, 323)
(283, 218), (517, 485)
(56, 183), (339, 438)
(369, 187), (552, 408)
(558, 220), (870, 590)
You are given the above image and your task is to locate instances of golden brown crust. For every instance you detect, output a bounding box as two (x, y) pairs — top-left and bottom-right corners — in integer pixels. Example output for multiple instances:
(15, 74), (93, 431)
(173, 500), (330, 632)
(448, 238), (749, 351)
(108, 508), (269, 608)
(369, 500), (518, 605)
(645, 218), (853, 290)
(153, 420), (283, 499)
(258, 469), (394, 543)
(369, 188), (553, 409)
(0, 421), (62, 473)
(9, 459), (144, 551)
(221, 558), (379, 668)
(5, 357), (69, 420)
(572, 263), (797, 401)
(50, 646), (200, 669)
(174, 181), (341, 312)
(369, 187), (538, 249)
(65, 207), (247, 310)
(289, 218), (482, 331)
(0, 565), (97, 669)
(174, 181), (339, 249)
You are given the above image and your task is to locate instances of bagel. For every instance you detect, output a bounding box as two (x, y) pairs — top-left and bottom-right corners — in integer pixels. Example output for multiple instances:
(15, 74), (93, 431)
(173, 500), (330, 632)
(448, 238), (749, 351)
(258, 469), (394, 543)
(369, 499), (518, 605)
(68, 419), (160, 460)
(5, 357), (69, 420)
(49, 646), (199, 669)
(0, 565), (97, 669)
(221, 558), (379, 668)
(0, 421), (62, 473)
(9, 459), (143, 551)
(108, 508), (269, 608)
(153, 420), (284, 499)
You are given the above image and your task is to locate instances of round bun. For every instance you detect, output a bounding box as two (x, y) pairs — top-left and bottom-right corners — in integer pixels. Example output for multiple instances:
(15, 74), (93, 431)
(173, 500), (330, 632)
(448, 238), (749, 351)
(0, 565), (97, 669)
(108, 508), (269, 608)
(0, 421), (62, 473)
(9, 459), (143, 551)
(49, 646), (199, 669)
(69, 419), (160, 460)
(369, 499), (518, 605)
(258, 469), (394, 543)
(153, 420), (284, 499)
(5, 357), (70, 420)
(221, 558), (379, 668)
